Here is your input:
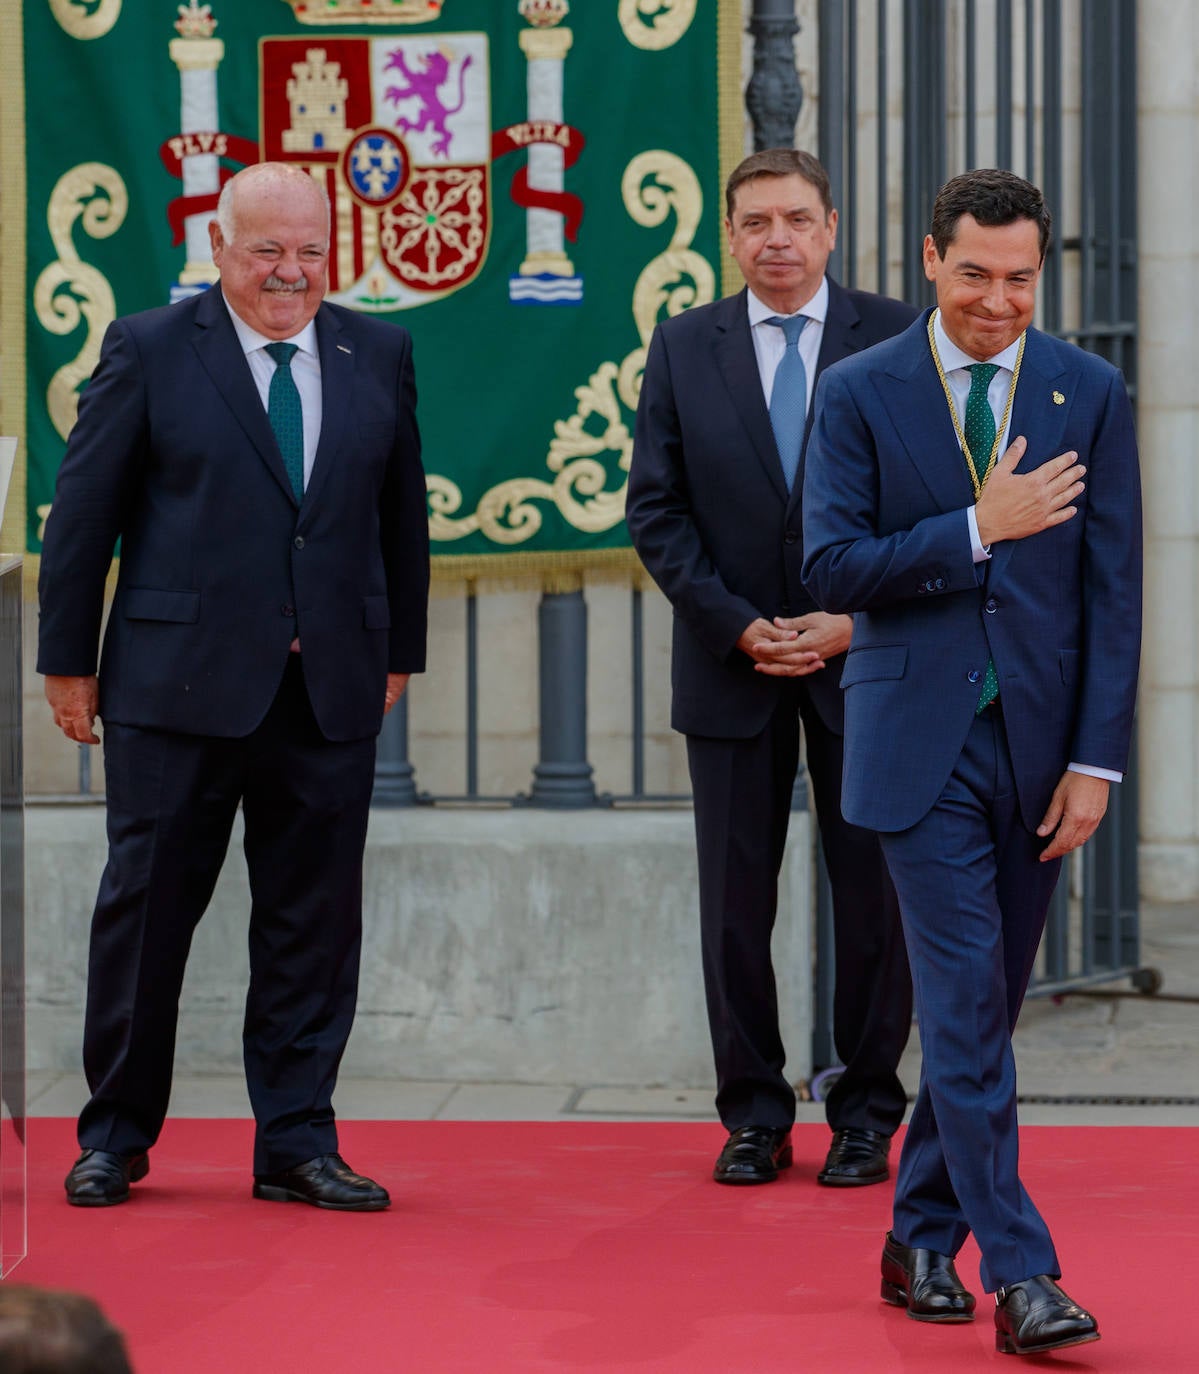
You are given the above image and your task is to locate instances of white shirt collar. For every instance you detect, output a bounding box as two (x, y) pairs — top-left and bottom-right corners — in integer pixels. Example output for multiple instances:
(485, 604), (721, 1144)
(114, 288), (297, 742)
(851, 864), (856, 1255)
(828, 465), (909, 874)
(222, 292), (319, 359)
(747, 276), (829, 328)
(933, 308), (1022, 374)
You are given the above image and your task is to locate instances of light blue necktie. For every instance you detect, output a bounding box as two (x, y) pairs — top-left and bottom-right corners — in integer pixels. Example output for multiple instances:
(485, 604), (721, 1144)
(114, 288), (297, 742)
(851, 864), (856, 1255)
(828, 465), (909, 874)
(766, 314), (810, 492)
(265, 341), (304, 502)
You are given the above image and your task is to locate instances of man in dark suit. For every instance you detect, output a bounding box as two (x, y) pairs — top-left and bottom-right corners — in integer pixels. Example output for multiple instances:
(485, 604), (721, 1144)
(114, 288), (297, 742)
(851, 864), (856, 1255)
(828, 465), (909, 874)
(626, 149), (915, 1189)
(803, 169), (1141, 1355)
(38, 162), (429, 1211)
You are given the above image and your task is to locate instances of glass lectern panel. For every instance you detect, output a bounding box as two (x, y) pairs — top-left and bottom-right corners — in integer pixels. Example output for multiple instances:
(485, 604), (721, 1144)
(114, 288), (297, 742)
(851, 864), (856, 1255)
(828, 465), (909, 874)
(0, 557), (26, 1275)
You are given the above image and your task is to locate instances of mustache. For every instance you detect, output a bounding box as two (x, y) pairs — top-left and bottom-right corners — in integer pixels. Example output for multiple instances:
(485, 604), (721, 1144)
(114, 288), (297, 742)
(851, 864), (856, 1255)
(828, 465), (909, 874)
(262, 275), (308, 293)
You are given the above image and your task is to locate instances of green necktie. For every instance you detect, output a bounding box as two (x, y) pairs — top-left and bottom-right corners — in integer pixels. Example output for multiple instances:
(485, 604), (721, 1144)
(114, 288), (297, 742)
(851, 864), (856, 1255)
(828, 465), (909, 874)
(265, 341), (304, 502)
(965, 363), (1000, 713)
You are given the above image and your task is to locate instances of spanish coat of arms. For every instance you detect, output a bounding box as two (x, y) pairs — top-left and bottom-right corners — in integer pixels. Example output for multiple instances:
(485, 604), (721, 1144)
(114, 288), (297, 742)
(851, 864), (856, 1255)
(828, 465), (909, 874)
(261, 33), (490, 311)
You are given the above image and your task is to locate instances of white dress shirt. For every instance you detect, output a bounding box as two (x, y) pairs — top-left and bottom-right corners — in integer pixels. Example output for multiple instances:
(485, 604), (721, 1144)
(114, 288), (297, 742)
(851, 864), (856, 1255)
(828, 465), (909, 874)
(223, 295), (322, 490)
(747, 277), (829, 411)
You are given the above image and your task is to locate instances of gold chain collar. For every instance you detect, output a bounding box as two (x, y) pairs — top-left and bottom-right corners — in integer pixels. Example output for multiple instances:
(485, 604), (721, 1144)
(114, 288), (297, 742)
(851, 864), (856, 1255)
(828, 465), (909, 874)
(926, 309), (1026, 500)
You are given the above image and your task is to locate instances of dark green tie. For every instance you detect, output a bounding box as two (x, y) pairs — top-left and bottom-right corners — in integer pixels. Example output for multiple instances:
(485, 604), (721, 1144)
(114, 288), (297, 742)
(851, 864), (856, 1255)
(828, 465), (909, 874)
(965, 363), (1000, 712)
(265, 341), (304, 502)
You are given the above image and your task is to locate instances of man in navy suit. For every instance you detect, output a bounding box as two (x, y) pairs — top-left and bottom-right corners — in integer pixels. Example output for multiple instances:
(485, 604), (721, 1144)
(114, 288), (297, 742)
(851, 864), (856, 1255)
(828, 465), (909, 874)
(627, 149), (915, 1189)
(803, 169), (1141, 1355)
(38, 162), (429, 1211)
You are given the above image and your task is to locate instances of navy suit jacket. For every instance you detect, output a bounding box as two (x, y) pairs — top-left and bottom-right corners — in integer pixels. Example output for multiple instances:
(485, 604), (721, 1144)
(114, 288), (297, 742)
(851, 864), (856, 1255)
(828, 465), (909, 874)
(37, 286), (430, 743)
(802, 310), (1142, 833)
(626, 280), (917, 739)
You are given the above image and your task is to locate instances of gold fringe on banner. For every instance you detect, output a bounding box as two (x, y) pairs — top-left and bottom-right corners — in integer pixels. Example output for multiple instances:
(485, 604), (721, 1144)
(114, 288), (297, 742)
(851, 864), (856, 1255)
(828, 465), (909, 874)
(0, 3), (27, 558)
(717, 0), (746, 301)
(428, 544), (649, 597)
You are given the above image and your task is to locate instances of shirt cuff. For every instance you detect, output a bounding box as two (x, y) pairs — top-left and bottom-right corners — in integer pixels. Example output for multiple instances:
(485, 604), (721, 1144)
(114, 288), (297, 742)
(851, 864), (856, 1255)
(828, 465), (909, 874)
(966, 506), (991, 564)
(1068, 762), (1123, 783)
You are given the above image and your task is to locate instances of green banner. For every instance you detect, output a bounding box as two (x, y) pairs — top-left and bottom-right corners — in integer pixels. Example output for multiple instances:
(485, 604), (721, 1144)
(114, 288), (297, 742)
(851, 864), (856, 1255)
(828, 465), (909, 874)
(16, 0), (740, 581)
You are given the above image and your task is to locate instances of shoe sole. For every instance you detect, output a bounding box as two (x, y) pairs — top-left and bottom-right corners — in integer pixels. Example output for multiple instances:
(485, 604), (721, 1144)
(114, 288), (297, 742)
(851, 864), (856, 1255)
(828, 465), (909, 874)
(65, 1154), (150, 1208)
(713, 1145), (793, 1185)
(996, 1329), (1100, 1356)
(251, 1183), (389, 1211)
(881, 1279), (975, 1323)
(817, 1168), (889, 1187)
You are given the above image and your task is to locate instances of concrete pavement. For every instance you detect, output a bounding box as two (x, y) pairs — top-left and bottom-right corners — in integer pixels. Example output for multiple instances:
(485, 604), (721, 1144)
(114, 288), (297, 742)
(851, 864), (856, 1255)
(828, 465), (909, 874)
(26, 901), (1198, 1129)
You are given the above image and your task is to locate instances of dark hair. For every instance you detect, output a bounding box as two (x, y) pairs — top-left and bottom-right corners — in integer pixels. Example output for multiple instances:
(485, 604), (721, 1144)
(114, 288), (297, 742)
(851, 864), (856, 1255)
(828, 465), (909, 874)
(0, 1288), (134, 1374)
(929, 168), (1052, 262)
(725, 148), (834, 221)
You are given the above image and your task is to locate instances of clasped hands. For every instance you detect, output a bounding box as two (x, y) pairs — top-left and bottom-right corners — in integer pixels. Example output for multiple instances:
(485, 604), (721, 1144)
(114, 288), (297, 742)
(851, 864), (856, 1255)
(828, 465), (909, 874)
(737, 611), (853, 677)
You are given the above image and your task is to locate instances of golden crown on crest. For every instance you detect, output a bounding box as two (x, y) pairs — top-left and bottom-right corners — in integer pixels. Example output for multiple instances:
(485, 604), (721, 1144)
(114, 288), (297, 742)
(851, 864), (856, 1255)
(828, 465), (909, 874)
(518, 0), (570, 27)
(281, 0), (444, 26)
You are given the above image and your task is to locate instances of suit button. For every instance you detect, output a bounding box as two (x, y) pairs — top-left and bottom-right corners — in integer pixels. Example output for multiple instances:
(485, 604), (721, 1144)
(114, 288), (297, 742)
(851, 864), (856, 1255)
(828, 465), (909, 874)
(294, 536), (305, 549)
(968, 669), (982, 684)
(784, 531), (798, 545)
(934, 578), (946, 590)
(780, 603), (791, 616)
(984, 597), (998, 613)
(281, 604), (295, 617)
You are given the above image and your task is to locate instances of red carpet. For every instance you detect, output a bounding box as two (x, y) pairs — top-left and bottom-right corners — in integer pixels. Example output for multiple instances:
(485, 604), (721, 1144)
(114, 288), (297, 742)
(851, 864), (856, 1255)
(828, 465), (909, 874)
(9, 1120), (1196, 1372)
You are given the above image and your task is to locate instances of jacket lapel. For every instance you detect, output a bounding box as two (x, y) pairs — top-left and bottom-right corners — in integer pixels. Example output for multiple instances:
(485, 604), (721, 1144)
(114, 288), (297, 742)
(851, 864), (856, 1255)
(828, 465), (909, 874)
(712, 290), (789, 503)
(191, 287), (298, 506)
(873, 310), (975, 514)
(299, 304), (351, 515)
(791, 278), (863, 513)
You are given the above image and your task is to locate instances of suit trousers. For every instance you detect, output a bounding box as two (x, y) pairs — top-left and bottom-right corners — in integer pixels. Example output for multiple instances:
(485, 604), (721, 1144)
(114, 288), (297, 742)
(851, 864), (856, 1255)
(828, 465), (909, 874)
(879, 706), (1062, 1292)
(687, 680), (910, 1133)
(78, 655), (377, 1174)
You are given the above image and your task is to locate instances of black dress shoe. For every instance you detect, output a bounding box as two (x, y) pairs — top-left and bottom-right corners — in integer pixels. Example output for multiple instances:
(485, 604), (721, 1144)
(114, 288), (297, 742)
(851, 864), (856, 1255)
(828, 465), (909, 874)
(713, 1126), (792, 1185)
(64, 1149), (149, 1207)
(818, 1127), (891, 1186)
(253, 1153), (390, 1211)
(880, 1231), (976, 1323)
(994, 1275), (1099, 1355)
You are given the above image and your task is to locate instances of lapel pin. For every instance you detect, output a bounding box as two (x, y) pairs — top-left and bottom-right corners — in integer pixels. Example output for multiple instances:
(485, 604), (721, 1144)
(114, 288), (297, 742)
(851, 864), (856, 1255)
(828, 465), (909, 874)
(1052, 390), (1065, 405)
(336, 343), (352, 354)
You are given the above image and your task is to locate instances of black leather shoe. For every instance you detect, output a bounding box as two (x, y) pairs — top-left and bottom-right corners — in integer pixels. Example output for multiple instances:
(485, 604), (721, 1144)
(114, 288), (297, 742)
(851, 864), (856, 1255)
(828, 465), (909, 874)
(880, 1231), (976, 1323)
(253, 1153), (390, 1211)
(818, 1127), (891, 1186)
(713, 1126), (792, 1185)
(994, 1275), (1099, 1355)
(64, 1149), (149, 1207)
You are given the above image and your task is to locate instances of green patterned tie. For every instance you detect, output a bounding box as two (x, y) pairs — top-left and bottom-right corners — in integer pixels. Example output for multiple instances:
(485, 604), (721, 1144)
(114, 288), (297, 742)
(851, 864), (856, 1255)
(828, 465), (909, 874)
(265, 341), (304, 501)
(965, 363), (1000, 712)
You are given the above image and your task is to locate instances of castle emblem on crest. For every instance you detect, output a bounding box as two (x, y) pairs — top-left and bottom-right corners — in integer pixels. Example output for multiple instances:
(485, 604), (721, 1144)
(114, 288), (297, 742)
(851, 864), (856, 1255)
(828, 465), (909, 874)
(263, 33), (490, 310)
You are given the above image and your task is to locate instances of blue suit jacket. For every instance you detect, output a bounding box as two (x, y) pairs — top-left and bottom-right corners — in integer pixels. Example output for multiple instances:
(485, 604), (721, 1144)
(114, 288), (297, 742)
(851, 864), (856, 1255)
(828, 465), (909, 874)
(802, 310), (1142, 832)
(626, 280), (917, 738)
(37, 287), (430, 743)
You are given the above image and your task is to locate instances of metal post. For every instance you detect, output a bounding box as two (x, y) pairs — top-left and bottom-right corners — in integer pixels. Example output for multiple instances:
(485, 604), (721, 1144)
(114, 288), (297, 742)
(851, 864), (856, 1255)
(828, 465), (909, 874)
(811, 849), (838, 1070)
(746, 0), (803, 151)
(818, 0), (847, 284)
(372, 692), (418, 806)
(526, 588), (598, 807)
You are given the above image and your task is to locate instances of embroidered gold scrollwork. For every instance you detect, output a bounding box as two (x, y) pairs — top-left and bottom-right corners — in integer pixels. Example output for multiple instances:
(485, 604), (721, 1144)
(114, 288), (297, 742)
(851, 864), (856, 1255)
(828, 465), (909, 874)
(33, 163), (129, 441)
(49, 0), (123, 40)
(618, 0), (697, 50)
(427, 151), (712, 546)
